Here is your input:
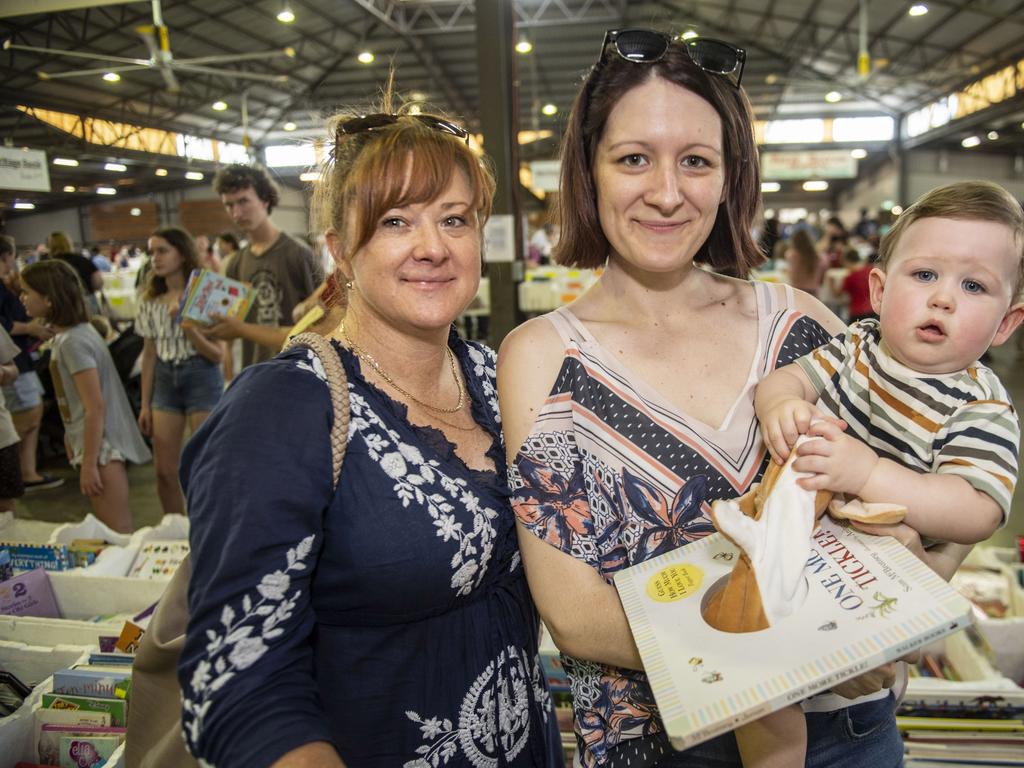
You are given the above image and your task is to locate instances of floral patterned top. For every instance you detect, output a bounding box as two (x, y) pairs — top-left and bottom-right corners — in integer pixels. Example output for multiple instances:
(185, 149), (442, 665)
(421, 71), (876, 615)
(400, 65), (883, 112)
(179, 332), (563, 768)
(509, 283), (832, 767)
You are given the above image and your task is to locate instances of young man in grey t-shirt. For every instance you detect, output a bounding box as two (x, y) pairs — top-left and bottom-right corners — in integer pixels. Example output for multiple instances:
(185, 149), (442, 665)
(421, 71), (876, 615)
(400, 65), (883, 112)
(207, 165), (320, 369)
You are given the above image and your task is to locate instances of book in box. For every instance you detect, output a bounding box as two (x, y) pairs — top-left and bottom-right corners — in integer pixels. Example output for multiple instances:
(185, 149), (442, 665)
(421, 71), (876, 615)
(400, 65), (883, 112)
(613, 516), (973, 750)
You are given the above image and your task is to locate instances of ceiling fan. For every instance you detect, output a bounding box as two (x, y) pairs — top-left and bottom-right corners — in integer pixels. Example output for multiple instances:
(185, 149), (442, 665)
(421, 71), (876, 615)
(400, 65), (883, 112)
(3, 0), (294, 92)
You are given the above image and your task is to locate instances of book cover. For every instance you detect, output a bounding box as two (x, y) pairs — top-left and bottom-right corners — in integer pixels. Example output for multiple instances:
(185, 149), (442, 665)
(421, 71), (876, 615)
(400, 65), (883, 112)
(177, 268), (253, 327)
(34, 709), (111, 766)
(53, 667), (132, 699)
(0, 566), (61, 618)
(0, 542), (71, 572)
(58, 733), (122, 768)
(613, 516), (973, 750)
(87, 652), (135, 666)
(114, 621), (145, 653)
(126, 540), (189, 580)
(42, 693), (128, 727)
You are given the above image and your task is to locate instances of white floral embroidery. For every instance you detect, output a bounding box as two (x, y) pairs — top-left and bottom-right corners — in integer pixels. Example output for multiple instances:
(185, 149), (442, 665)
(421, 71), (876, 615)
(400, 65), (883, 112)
(467, 344), (501, 425)
(349, 389), (499, 596)
(404, 646), (546, 768)
(182, 535), (316, 750)
(294, 348), (328, 382)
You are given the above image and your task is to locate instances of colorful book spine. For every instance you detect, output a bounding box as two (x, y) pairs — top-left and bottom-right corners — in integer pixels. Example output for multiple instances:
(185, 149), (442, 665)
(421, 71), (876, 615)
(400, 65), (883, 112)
(52, 668), (132, 699)
(0, 542), (71, 572)
(41, 694), (127, 727)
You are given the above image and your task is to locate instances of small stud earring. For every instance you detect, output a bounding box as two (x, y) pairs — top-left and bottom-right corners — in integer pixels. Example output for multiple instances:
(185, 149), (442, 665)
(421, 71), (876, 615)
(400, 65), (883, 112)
(345, 280), (354, 290)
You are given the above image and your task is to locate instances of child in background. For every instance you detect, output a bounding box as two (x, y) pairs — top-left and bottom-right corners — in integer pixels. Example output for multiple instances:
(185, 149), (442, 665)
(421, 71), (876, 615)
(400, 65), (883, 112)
(0, 326), (25, 511)
(839, 248), (875, 323)
(20, 260), (150, 532)
(752, 180), (1024, 765)
(137, 227), (224, 517)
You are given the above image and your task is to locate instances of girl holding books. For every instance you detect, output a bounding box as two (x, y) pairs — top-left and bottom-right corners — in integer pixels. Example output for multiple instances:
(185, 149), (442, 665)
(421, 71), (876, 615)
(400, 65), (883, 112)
(137, 227), (224, 517)
(20, 260), (150, 532)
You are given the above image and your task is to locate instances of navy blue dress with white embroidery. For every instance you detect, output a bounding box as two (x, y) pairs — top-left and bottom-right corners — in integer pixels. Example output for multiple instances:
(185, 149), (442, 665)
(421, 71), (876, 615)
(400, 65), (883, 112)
(178, 335), (563, 768)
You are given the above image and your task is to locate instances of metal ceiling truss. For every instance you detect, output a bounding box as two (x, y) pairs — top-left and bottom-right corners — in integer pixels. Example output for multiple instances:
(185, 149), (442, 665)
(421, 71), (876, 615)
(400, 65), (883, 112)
(347, 0), (621, 35)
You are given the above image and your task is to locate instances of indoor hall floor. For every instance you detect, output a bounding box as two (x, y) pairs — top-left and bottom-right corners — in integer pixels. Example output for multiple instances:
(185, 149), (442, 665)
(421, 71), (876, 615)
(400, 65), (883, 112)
(11, 342), (1024, 549)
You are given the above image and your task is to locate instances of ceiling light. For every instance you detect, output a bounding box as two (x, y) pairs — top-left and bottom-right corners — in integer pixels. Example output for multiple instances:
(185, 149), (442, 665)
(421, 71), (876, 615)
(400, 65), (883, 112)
(212, 100), (228, 111)
(961, 135), (981, 148)
(409, 104), (422, 115)
(891, 205), (904, 215)
(104, 162), (127, 172)
(908, 4), (928, 16)
(185, 171), (204, 180)
(96, 187), (117, 195)
(761, 182), (781, 193)
(299, 171), (318, 182)
(277, 2), (295, 23)
(283, 121), (297, 131)
(825, 91), (842, 103)
(130, 207), (142, 217)
(681, 30), (699, 40)
(62, 185), (76, 193)
(850, 148), (867, 159)
(102, 72), (120, 82)
(515, 39), (533, 54)
(410, 91), (427, 102)
(987, 130), (999, 140)
(357, 50), (374, 64)
(13, 202), (35, 210)
(802, 180), (829, 191)
(52, 157), (79, 167)
(541, 103), (557, 116)
(155, 168), (168, 176)
(765, 74), (778, 85)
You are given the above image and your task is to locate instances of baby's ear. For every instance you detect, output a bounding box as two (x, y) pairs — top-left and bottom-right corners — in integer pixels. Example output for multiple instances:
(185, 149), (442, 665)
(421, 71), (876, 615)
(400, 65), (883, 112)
(991, 302), (1024, 347)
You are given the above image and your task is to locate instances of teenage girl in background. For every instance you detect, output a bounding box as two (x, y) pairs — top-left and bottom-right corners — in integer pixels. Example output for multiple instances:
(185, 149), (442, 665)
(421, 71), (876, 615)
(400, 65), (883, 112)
(137, 227), (224, 517)
(20, 260), (150, 532)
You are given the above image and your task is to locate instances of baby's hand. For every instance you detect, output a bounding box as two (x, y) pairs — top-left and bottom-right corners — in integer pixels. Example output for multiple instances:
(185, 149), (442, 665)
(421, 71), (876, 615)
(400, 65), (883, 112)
(793, 420), (878, 495)
(759, 398), (824, 464)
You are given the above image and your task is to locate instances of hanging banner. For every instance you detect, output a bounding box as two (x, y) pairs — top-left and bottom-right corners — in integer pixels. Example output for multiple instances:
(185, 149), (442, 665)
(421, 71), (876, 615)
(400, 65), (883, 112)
(761, 150), (856, 180)
(0, 147), (51, 192)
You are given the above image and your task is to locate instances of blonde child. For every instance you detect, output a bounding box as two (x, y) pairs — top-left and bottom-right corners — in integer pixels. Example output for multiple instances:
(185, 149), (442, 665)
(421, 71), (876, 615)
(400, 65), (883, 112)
(137, 227), (224, 517)
(20, 260), (150, 532)
(750, 180), (1024, 767)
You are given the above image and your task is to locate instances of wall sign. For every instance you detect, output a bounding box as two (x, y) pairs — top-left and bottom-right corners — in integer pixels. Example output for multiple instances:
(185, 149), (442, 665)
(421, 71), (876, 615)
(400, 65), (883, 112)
(0, 147), (51, 192)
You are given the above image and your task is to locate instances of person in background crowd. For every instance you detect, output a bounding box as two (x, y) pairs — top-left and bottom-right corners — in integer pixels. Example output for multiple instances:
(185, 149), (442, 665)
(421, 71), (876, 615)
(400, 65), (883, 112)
(20, 260), (150, 533)
(0, 236), (62, 492)
(206, 164), (320, 369)
(818, 215), (849, 269)
(137, 227), (224, 518)
(214, 232), (240, 274)
(46, 232), (103, 313)
(839, 247), (876, 323)
(178, 91), (562, 767)
(90, 246), (113, 273)
(853, 207), (879, 240)
(528, 221), (557, 265)
(499, 27), (926, 768)
(758, 212), (780, 261)
(194, 233), (221, 274)
(784, 229), (824, 297)
(0, 327), (24, 513)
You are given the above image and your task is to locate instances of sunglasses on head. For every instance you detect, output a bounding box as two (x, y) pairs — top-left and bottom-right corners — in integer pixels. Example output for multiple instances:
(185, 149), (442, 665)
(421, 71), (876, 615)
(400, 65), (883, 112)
(599, 29), (746, 88)
(336, 113), (470, 144)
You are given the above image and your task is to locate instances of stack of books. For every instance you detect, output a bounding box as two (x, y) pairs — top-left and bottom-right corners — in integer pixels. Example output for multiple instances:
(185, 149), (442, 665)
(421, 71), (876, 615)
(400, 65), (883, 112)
(177, 268), (254, 326)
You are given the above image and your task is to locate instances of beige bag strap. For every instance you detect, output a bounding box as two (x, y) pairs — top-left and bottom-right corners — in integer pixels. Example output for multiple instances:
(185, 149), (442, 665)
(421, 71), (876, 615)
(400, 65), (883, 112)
(284, 332), (350, 486)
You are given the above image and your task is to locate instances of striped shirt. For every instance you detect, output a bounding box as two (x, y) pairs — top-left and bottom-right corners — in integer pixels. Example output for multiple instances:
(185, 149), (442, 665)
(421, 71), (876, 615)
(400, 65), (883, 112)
(136, 297), (197, 363)
(796, 319), (1018, 520)
(510, 281), (833, 767)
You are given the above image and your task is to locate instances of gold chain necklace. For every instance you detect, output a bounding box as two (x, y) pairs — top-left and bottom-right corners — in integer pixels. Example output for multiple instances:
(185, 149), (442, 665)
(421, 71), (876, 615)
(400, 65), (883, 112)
(340, 322), (466, 414)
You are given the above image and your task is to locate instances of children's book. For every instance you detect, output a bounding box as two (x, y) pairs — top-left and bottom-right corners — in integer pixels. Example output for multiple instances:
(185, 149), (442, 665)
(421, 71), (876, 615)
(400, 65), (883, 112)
(41, 693), (127, 727)
(177, 268), (254, 327)
(613, 516), (973, 750)
(57, 732), (123, 768)
(0, 542), (71, 572)
(0, 566), (60, 618)
(39, 724), (123, 766)
(53, 666), (132, 699)
(126, 540), (189, 580)
(34, 709), (111, 766)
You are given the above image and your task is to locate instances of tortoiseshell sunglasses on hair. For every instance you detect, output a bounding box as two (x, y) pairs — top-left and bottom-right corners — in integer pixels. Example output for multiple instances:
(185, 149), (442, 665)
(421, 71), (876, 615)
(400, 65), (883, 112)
(599, 28), (746, 87)
(336, 113), (470, 144)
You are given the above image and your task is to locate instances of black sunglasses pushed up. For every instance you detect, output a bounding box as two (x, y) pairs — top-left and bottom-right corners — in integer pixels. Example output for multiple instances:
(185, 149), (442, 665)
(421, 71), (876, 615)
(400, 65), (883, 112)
(337, 113), (470, 144)
(600, 29), (746, 88)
